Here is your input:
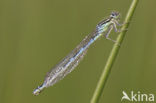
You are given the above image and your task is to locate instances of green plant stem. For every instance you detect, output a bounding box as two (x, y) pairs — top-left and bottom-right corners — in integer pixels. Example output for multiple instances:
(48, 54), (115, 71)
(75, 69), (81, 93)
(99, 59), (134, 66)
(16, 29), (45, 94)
(90, 0), (139, 103)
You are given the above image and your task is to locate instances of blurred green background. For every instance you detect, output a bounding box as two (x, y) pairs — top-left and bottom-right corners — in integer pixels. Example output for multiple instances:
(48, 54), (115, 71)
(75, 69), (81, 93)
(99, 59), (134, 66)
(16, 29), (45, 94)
(0, 0), (156, 103)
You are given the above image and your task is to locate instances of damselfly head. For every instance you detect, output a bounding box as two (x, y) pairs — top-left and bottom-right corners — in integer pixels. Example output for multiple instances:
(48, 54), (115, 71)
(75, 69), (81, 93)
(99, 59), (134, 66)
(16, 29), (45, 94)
(110, 11), (120, 19)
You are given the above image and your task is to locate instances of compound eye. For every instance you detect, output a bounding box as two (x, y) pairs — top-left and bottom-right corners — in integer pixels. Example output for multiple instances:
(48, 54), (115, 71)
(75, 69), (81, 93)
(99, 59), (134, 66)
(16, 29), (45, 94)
(111, 12), (119, 18)
(111, 13), (115, 16)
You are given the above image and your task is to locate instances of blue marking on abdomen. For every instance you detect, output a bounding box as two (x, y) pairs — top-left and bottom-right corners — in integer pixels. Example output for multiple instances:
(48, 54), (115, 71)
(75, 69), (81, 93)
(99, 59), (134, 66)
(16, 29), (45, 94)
(65, 38), (94, 68)
(65, 34), (102, 68)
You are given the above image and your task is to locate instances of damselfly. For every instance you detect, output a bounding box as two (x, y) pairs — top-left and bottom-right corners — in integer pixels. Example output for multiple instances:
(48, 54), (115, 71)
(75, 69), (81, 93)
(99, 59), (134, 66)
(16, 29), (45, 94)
(33, 11), (121, 95)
